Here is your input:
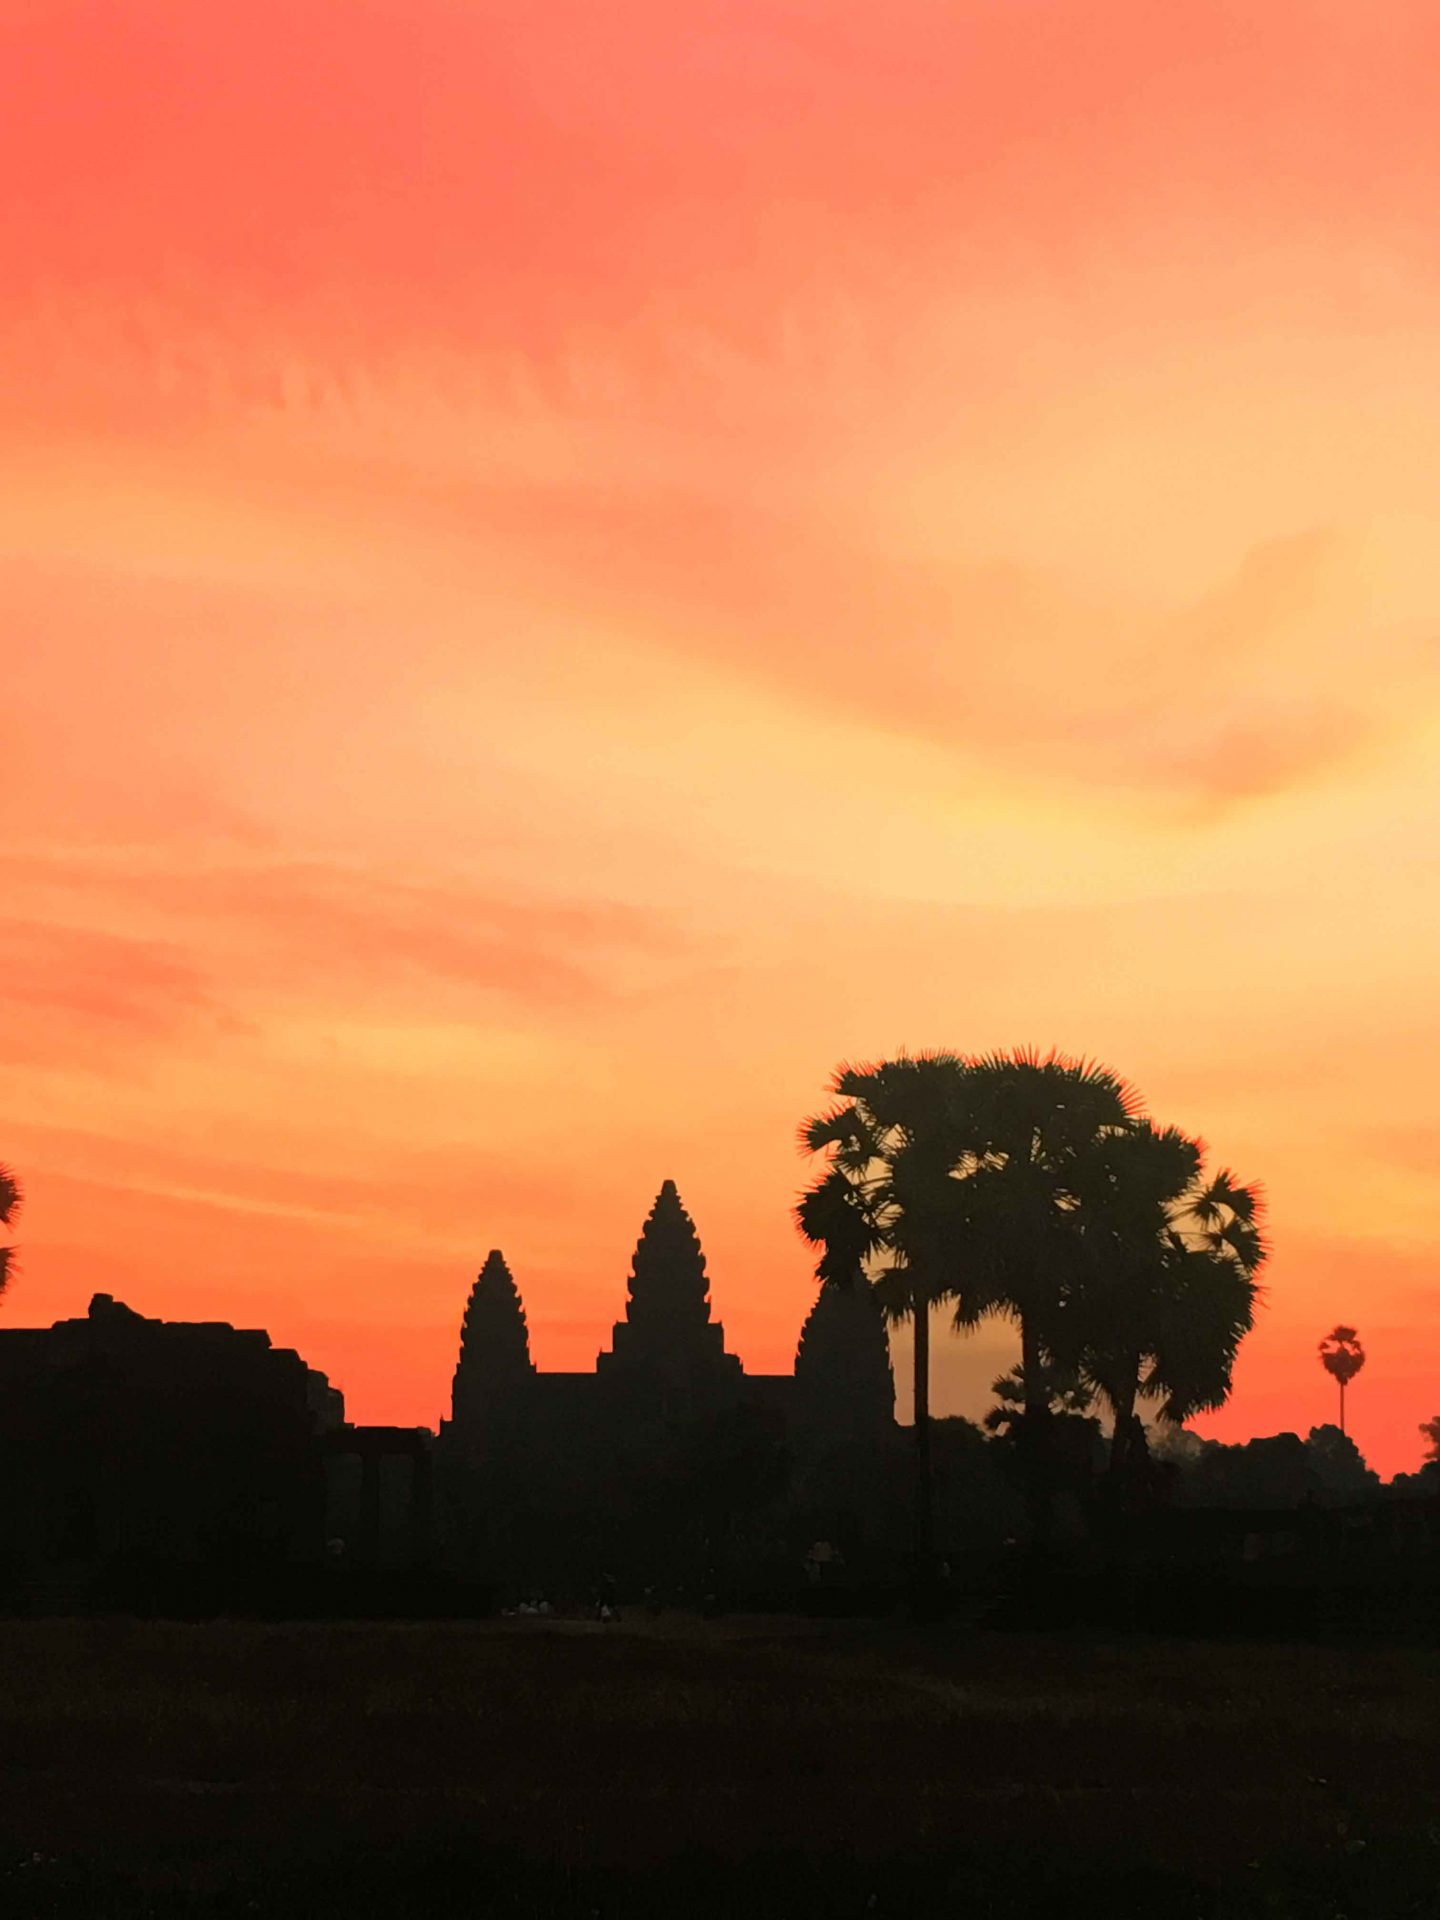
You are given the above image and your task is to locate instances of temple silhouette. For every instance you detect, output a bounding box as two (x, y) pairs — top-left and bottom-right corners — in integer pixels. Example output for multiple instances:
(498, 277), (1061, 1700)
(0, 1180), (901, 1608)
(437, 1180), (900, 1593)
(0, 1290), (444, 1608)
(2, 1181), (1436, 1625)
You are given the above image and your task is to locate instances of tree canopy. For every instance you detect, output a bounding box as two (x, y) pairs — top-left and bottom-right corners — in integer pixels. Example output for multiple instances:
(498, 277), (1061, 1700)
(798, 1048), (1266, 1551)
(0, 1161), (20, 1302)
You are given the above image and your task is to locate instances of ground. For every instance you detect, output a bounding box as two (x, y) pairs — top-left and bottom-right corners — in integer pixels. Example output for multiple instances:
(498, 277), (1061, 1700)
(2, 1614), (1438, 1917)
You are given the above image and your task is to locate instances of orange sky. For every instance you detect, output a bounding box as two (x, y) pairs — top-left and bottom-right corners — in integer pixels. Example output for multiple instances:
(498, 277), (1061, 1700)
(3, 1), (1438, 1475)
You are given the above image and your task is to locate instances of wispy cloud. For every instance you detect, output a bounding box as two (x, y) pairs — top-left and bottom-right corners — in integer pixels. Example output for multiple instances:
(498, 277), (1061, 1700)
(0, 848), (687, 1073)
(0, 916), (223, 1062)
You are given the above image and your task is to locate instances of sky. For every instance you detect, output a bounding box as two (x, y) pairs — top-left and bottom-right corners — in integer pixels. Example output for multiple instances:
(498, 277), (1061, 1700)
(3, 0), (1438, 1476)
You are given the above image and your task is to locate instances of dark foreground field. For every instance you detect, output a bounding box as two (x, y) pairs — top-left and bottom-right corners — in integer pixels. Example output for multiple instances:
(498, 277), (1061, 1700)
(3, 1616), (1438, 1918)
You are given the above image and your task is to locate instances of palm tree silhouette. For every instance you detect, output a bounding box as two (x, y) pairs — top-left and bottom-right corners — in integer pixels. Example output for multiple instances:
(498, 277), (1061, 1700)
(1060, 1124), (1265, 1492)
(0, 1162), (20, 1302)
(933, 1051), (1142, 1539)
(802, 1051), (1262, 1552)
(798, 1053), (966, 1608)
(800, 1050), (1143, 1560)
(1318, 1326), (1365, 1436)
(984, 1360), (1092, 1436)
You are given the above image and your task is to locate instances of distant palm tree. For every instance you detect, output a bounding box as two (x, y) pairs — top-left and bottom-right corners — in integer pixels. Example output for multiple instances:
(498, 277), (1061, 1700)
(1318, 1326), (1365, 1436)
(797, 1054), (967, 1603)
(0, 1162), (20, 1301)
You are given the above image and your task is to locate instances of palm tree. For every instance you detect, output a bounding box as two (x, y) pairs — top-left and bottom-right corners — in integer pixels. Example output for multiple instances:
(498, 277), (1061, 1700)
(1154, 1167), (1266, 1423)
(797, 1054), (967, 1606)
(983, 1360), (1093, 1437)
(935, 1051), (1143, 1532)
(801, 1051), (1257, 1553)
(1061, 1125), (1266, 1493)
(803, 1050), (1159, 1556)
(0, 1162), (20, 1302)
(1318, 1326), (1365, 1436)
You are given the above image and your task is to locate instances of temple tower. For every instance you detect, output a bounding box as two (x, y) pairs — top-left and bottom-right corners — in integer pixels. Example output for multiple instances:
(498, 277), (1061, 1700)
(790, 1275), (899, 1560)
(793, 1276), (895, 1446)
(596, 1181), (742, 1398)
(450, 1249), (535, 1435)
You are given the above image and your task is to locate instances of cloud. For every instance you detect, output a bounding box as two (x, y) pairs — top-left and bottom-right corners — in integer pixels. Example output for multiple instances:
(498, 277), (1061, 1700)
(12, 1119), (574, 1233)
(11, 443), (1423, 831)
(341, 467), (1424, 810)
(0, 916), (222, 1062)
(0, 847), (685, 1038)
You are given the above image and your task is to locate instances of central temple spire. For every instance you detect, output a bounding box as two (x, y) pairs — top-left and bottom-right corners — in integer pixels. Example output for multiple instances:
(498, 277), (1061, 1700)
(622, 1180), (712, 1329)
(597, 1180), (741, 1388)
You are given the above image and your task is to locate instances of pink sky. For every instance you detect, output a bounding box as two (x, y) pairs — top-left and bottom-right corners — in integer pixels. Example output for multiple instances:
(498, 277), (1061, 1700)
(3, 0), (1438, 1473)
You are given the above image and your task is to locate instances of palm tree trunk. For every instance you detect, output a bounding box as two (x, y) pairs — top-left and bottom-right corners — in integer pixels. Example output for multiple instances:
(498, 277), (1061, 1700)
(1021, 1312), (1043, 1419)
(1106, 1376), (1139, 1487)
(912, 1290), (934, 1610)
(1020, 1311), (1054, 1550)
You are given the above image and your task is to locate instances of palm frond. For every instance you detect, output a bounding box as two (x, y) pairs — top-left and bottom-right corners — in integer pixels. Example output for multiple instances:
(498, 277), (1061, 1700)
(799, 1104), (875, 1158)
(0, 1163), (19, 1303)
(794, 1169), (887, 1288)
(870, 1261), (929, 1326)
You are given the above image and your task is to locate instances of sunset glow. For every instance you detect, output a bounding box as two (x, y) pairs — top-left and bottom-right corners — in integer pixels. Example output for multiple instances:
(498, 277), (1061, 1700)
(5, 0), (1439, 1473)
